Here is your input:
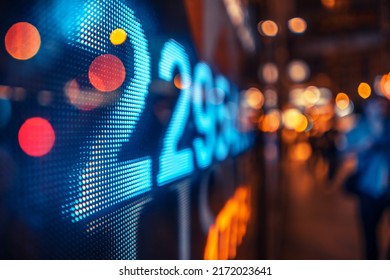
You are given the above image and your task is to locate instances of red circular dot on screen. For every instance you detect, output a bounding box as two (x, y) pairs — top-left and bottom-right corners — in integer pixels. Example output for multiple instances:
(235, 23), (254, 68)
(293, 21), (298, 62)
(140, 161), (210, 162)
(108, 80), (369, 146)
(5, 22), (41, 60)
(88, 54), (126, 92)
(18, 117), (55, 157)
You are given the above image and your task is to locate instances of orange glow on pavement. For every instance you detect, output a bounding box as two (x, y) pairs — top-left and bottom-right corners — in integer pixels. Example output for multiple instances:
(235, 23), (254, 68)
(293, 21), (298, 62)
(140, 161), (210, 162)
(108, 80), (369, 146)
(204, 186), (251, 260)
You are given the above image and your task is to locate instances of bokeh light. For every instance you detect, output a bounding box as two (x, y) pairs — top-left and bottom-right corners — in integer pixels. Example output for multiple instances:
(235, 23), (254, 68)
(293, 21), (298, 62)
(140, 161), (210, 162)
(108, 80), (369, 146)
(288, 17), (307, 34)
(88, 54), (126, 92)
(336, 99), (354, 117)
(295, 114), (309, 132)
(264, 88), (278, 108)
(0, 85), (12, 99)
(0, 98), (11, 129)
(357, 82), (371, 99)
(287, 60), (310, 83)
(306, 106), (320, 122)
(321, 0), (336, 9)
(258, 20), (278, 37)
(174, 74), (191, 90)
(259, 110), (281, 133)
(303, 86), (321, 106)
(65, 78), (110, 111)
(335, 92), (350, 110)
(245, 87), (264, 109)
(262, 63), (279, 84)
(5, 22), (41, 60)
(290, 142), (312, 161)
(282, 108), (308, 132)
(110, 28), (127, 45)
(380, 73), (390, 99)
(18, 117), (55, 157)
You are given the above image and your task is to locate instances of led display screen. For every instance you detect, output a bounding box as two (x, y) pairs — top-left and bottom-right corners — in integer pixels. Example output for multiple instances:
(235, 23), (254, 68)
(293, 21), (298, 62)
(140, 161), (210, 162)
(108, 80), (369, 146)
(0, 0), (257, 259)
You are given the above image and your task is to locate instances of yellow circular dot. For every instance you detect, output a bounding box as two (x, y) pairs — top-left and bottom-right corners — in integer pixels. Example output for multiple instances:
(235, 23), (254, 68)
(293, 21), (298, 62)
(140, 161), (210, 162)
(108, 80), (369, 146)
(288, 17), (307, 34)
(110, 28), (127, 45)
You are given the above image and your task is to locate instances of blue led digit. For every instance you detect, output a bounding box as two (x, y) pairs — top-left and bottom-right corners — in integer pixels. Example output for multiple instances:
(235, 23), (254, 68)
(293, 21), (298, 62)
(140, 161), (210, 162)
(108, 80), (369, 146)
(64, 0), (152, 222)
(157, 40), (194, 186)
(215, 75), (230, 161)
(192, 62), (216, 169)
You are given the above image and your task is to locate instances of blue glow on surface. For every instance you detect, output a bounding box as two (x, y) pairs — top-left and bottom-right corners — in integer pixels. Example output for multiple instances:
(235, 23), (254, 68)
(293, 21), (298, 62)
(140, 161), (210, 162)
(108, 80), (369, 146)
(214, 75), (230, 161)
(192, 62), (216, 169)
(65, 0), (152, 222)
(0, 98), (11, 129)
(157, 40), (194, 186)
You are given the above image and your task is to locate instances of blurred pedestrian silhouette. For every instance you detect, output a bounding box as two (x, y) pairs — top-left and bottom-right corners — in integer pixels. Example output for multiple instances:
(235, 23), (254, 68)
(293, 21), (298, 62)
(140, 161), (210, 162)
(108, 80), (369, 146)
(336, 96), (390, 259)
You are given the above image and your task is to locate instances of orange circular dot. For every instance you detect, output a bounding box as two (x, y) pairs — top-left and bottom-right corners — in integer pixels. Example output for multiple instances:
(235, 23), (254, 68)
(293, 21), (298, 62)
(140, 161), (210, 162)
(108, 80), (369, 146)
(5, 22), (41, 60)
(258, 20), (278, 37)
(288, 17), (307, 34)
(335, 92), (350, 110)
(18, 117), (55, 157)
(358, 82), (371, 99)
(88, 54), (126, 92)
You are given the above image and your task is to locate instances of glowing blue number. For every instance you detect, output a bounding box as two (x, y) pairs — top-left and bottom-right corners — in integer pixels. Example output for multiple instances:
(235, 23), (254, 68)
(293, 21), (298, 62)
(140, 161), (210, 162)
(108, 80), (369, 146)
(192, 62), (216, 169)
(157, 40), (194, 186)
(65, 0), (151, 222)
(214, 75), (231, 161)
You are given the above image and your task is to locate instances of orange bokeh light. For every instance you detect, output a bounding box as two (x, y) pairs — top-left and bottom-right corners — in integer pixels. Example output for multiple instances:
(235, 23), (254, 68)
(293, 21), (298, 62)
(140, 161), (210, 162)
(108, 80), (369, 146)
(88, 54), (126, 92)
(335, 92), (350, 110)
(357, 82), (371, 99)
(290, 142), (312, 161)
(380, 73), (390, 99)
(18, 117), (55, 157)
(260, 110), (281, 133)
(321, 0), (336, 9)
(258, 20), (278, 37)
(288, 17), (307, 34)
(282, 108), (308, 132)
(245, 87), (264, 109)
(5, 22), (41, 60)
